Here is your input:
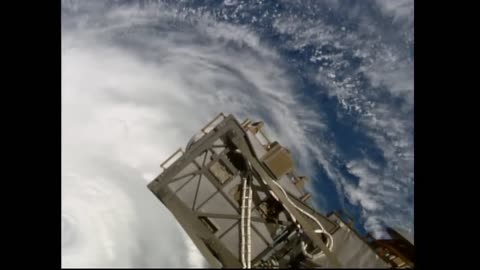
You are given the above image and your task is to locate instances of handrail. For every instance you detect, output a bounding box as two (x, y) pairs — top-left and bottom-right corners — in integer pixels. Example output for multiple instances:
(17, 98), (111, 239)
(258, 129), (272, 147)
(160, 113), (227, 171)
(160, 148), (184, 170)
(201, 113), (226, 134)
(241, 118), (251, 128)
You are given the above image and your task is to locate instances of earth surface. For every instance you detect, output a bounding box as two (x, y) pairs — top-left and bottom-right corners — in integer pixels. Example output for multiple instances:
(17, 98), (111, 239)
(61, 0), (413, 267)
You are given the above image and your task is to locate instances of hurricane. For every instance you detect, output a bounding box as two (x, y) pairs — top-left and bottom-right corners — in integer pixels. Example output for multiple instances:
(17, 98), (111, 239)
(61, 0), (413, 267)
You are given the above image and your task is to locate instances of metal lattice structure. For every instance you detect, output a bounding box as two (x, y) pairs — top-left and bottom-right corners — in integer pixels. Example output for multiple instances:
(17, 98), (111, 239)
(147, 113), (412, 268)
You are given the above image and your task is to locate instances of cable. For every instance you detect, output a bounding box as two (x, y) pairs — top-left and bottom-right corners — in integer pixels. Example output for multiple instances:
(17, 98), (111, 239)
(246, 172), (252, 268)
(270, 180), (334, 260)
(236, 151), (252, 269)
(240, 177), (247, 269)
(258, 175), (298, 224)
(240, 172), (253, 269)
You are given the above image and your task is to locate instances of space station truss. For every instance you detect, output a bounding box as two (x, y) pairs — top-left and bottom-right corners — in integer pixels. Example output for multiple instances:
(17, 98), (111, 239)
(147, 113), (413, 268)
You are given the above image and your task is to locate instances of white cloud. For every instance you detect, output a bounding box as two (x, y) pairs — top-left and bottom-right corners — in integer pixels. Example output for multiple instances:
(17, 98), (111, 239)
(273, 15), (336, 49)
(375, 0), (414, 24)
(62, 2), (414, 267)
(62, 2), (329, 267)
(364, 216), (389, 240)
(273, 0), (414, 239)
